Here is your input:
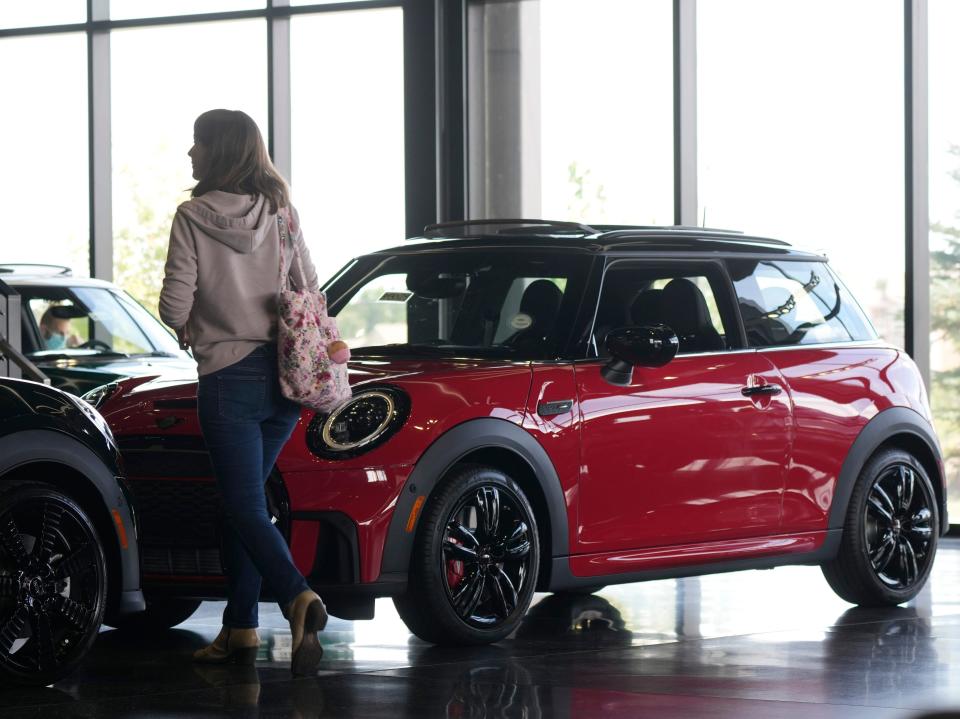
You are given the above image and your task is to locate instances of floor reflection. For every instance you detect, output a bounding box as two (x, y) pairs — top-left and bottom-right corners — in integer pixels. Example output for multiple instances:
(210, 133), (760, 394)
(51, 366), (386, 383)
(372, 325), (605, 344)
(4, 539), (960, 717)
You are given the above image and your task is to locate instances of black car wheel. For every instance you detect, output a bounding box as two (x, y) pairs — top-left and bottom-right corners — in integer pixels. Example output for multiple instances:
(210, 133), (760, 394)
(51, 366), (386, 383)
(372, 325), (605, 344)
(393, 465), (540, 645)
(822, 448), (938, 606)
(107, 597), (201, 632)
(0, 482), (107, 686)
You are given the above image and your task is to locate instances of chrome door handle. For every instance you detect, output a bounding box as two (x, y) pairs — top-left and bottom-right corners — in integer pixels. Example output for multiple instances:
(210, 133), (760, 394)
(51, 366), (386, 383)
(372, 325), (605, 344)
(741, 384), (782, 397)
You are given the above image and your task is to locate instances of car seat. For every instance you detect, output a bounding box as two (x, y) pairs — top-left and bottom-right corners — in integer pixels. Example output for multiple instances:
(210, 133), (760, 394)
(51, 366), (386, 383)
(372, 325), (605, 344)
(502, 279), (563, 351)
(661, 278), (725, 353)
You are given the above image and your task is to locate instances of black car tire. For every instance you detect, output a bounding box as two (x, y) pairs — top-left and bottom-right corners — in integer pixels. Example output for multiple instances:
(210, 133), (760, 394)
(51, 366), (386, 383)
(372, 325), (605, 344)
(106, 597), (202, 632)
(393, 465), (540, 645)
(0, 481), (108, 686)
(822, 448), (939, 606)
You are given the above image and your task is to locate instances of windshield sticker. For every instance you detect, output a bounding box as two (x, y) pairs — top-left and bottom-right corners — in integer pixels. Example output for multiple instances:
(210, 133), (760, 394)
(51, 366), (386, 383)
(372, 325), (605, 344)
(378, 291), (413, 303)
(510, 313), (533, 330)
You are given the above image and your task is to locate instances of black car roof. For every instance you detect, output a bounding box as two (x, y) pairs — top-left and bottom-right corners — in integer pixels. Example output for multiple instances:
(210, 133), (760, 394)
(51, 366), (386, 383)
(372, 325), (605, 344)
(378, 220), (827, 261)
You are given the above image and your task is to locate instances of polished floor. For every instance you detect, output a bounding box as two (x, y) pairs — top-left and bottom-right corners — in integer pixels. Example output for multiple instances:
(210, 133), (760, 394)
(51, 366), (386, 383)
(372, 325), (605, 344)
(6, 541), (960, 718)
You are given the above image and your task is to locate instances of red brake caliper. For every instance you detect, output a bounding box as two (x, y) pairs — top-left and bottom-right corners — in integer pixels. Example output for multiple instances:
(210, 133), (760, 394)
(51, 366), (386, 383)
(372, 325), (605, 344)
(446, 537), (465, 590)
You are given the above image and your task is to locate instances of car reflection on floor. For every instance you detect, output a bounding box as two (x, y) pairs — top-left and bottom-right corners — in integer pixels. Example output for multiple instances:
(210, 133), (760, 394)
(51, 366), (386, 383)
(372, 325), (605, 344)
(4, 540), (960, 718)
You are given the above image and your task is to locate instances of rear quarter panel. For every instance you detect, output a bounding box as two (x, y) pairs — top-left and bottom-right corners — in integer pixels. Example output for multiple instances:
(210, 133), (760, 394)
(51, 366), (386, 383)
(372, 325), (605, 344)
(762, 344), (932, 531)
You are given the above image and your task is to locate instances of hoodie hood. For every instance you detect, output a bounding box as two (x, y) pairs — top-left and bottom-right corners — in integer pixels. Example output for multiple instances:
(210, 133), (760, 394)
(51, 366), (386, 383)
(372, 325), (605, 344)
(177, 190), (273, 254)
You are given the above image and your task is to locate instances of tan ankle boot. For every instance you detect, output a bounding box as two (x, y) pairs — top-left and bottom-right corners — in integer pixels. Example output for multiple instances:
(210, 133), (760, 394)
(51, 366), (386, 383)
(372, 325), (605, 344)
(287, 590), (328, 676)
(193, 626), (260, 665)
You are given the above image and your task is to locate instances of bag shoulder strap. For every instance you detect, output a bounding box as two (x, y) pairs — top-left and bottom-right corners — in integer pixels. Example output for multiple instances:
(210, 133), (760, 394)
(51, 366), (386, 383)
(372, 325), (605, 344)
(277, 209), (307, 292)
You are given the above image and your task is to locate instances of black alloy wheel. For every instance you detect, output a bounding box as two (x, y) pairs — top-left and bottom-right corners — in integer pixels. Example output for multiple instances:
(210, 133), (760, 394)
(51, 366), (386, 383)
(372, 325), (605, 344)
(0, 482), (107, 685)
(865, 464), (935, 589)
(394, 465), (540, 645)
(822, 448), (938, 606)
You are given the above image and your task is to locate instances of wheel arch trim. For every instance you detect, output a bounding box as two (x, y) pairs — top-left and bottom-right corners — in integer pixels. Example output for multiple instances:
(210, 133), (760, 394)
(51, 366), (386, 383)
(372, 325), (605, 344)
(0, 429), (145, 616)
(830, 407), (947, 535)
(379, 418), (568, 577)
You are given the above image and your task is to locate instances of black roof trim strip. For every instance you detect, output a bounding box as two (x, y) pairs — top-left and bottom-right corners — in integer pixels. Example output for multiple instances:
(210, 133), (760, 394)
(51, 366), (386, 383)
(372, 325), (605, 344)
(422, 218), (599, 237)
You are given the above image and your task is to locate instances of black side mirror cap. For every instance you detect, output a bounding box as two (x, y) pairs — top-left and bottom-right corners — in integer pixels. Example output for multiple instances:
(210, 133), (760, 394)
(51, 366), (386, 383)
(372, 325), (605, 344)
(601, 325), (679, 386)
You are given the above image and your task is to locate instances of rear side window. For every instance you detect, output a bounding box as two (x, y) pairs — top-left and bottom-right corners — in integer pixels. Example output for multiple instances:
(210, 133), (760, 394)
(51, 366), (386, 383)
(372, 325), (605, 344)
(727, 259), (877, 347)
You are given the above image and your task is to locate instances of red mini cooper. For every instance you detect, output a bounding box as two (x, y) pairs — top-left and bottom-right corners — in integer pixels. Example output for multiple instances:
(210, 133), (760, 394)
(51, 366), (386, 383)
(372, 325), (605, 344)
(90, 220), (946, 645)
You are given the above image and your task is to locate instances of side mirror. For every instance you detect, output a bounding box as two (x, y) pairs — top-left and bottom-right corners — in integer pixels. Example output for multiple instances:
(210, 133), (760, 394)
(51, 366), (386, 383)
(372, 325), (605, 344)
(601, 325), (679, 386)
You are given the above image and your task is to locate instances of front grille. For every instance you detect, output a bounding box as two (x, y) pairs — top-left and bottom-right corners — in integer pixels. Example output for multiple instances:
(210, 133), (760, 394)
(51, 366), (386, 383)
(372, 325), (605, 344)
(127, 479), (221, 547)
(119, 435), (292, 577)
(119, 440), (213, 478)
(143, 546), (224, 575)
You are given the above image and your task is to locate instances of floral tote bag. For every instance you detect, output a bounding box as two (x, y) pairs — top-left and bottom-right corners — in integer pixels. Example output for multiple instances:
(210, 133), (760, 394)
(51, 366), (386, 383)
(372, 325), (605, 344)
(276, 210), (352, 413)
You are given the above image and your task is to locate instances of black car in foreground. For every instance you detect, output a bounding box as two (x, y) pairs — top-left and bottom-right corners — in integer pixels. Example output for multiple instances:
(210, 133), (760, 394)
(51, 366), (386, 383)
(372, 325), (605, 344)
(0, 376), (144, 685)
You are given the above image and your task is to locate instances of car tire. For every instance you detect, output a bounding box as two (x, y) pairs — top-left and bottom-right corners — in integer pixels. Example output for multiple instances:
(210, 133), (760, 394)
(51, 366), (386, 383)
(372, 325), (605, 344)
(0, 481), (108, 686)
(393, 465), (540, 645)
(821, 448), (939, 606)
(106, 597), (202, 632)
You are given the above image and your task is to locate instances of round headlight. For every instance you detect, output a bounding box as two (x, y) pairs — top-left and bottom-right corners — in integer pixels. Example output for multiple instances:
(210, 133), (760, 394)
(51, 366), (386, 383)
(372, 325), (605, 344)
(307, 388), (410, 460)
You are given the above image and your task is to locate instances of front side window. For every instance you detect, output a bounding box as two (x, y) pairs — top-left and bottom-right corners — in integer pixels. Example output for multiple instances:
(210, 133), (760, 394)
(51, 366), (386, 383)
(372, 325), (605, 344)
(591, 262), (736, 357)
(22, 286), (181, 357)
(727, 259), (877, 347)
(329, 251), (588, 360)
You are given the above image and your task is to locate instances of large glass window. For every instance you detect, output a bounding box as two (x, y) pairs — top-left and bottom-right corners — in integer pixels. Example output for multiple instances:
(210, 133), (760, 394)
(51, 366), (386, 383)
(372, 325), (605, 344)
(0, 34), (88, 275)
(698, 0), (904, 348)
(290, 8), (405, 277)
(0, 2), (85, 29)
(467, 0), (673, 225)
(110, 20), (267, 322)
(109, 1), (264, 20)
(929, 0), (960, 524)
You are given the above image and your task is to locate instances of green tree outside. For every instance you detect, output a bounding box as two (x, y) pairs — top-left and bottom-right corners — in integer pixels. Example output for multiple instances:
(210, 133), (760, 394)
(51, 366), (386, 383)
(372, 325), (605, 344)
(931, 144), (960, 508)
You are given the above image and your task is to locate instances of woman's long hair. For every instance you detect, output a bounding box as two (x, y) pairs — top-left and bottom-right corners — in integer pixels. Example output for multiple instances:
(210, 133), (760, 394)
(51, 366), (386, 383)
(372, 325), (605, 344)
(191, 109), (289, 213)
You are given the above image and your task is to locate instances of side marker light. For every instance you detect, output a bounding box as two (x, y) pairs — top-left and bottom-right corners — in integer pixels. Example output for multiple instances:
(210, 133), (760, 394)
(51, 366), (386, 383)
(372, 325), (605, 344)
(111, 509), (129, 549)
(405, 496), (426, 533)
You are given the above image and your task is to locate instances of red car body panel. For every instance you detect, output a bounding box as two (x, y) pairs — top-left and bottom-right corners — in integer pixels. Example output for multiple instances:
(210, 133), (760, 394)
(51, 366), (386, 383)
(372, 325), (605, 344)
(763, 346), (931, 533)
(521, 365), (582, 560)
(103, 360), (536, 587)
(572, 351), (791, 555)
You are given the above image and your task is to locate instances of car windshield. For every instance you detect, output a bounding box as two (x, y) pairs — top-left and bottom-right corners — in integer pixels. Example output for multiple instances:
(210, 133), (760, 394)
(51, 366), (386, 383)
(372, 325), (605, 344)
(22, 286), (182, 357)
(327, 250), (590, 360)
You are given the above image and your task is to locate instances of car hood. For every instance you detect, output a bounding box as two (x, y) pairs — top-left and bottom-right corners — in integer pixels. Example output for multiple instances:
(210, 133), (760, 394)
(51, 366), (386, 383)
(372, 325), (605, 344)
(33, 354), (198, 397)
(111, 357), (530, 404)
(103, 357), (536, 470)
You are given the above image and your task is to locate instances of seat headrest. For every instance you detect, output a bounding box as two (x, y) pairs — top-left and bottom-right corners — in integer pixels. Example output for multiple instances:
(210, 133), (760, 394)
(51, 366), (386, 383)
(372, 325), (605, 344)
(519, 279), (563, 321)
(630, 289), (664, 326)
(662, 278), (713, 335)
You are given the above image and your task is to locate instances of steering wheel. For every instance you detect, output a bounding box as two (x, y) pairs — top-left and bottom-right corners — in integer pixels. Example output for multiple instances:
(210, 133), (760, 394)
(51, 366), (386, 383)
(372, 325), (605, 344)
(76, 339), (112, 351)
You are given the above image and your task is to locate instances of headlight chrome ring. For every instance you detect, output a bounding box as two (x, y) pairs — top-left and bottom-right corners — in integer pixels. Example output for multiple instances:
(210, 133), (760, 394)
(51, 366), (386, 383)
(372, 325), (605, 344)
(307, 387), (410, 460)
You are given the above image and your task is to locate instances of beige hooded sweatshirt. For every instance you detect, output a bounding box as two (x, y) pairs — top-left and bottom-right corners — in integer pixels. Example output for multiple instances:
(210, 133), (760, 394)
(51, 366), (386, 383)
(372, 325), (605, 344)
(159, 190), (319, 376)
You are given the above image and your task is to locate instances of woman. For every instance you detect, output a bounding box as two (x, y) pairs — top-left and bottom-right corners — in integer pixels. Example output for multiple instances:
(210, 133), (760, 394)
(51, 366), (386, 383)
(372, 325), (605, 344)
(159, 109), (327, 676)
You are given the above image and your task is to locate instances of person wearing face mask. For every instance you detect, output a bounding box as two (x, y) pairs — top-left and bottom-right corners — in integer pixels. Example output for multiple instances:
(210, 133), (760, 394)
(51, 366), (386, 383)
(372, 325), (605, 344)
(39, 307), (81, 350)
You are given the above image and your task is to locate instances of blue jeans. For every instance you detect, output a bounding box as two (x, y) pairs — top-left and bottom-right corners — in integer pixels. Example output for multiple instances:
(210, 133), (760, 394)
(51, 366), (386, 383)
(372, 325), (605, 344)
(197, 344), (309, 629)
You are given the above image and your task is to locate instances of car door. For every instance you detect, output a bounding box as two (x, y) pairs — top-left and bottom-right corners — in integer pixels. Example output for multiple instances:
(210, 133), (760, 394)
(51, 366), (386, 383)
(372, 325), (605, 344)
(574, 259), (792, 554)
